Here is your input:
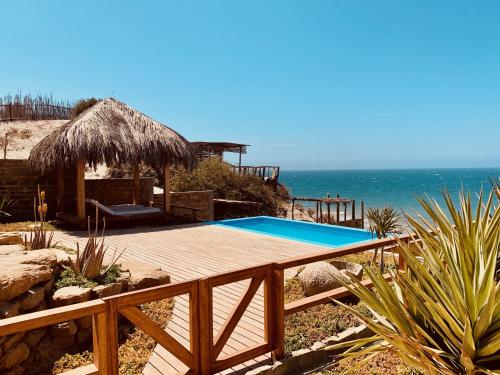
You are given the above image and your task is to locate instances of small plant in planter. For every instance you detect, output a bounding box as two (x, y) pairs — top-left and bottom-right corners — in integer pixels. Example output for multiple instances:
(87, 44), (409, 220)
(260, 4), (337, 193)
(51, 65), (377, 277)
(58, 206), (124, 289)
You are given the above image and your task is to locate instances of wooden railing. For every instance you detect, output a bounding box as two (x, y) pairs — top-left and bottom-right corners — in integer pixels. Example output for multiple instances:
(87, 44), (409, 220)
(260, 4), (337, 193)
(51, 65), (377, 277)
(0, 235), (414, 375)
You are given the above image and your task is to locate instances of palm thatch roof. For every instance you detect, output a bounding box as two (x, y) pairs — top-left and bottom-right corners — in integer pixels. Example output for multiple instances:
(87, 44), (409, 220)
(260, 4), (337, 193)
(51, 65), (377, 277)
(29, 98), (198, 175)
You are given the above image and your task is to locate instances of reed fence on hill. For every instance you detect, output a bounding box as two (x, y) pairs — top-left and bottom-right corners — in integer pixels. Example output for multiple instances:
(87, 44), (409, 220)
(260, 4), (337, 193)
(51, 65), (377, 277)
(0, 93), (73, 121)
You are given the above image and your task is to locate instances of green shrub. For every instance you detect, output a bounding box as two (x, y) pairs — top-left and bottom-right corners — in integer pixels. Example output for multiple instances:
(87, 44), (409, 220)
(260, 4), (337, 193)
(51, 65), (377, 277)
(171, 158), (289, 216)
(70, 98), (98, 119)
(55, 268), (97, 289)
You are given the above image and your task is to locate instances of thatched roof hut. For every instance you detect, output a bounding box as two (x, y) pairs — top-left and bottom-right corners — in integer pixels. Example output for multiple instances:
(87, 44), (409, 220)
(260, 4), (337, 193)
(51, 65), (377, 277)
(29, 97), (197, 175)
(28, 97), (198, 221)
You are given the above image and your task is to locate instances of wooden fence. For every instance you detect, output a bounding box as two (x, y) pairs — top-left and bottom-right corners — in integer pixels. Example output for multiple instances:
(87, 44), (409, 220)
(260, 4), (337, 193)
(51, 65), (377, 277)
(0, 235), (412, 375)
(0, 103), (72, 121)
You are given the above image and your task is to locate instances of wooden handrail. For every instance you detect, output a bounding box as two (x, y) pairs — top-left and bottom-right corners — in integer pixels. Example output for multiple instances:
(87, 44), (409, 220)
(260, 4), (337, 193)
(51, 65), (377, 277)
(0, 233), (418, 375)
(0, 299), (105, 336)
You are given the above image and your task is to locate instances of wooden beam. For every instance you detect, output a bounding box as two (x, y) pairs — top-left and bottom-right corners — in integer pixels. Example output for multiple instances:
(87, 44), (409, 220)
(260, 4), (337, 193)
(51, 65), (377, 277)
(132, 165), (140, 204)
(105, 299), (119, 375)
(271, 269), (285, 361)
(120, 306), (193, 367)
(76, 159), (86, 220)
(213, 276), (264, 358)
(163, 164), (171, 213)
(57, 165), (64, 213)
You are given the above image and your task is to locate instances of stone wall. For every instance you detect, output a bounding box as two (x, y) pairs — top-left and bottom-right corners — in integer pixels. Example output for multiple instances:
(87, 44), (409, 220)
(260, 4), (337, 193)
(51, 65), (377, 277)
(0, 234), (171, 374)
(154, 190), (214, 221)
(0, 160), (58, 220)
(85, 177), (155, 206)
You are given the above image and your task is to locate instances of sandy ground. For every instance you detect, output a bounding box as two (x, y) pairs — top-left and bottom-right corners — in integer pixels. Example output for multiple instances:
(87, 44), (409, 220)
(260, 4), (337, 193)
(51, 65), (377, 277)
(0, 120), (108, 178)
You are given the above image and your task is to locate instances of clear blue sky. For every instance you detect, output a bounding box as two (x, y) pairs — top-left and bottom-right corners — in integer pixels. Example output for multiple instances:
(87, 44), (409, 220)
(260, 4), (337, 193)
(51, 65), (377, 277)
(2, 0), (499, 170)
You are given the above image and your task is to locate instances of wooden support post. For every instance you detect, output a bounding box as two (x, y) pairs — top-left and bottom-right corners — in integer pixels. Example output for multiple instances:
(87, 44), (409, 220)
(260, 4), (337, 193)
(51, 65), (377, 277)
(163, 164), (171, 214)
(132, 165), (140, 204)
(336, 194), (340, 224)
(352, 200), (356, 221)
(264, 266), (274, 347)
(93, 311), (108, 374)
(76, 158), (86, 220)
(238, 146), (242, 173)
(199, 278), (213, 375)
(272, 269), (285, 361)
(315, 201), (319, 222)
(361, 201), (365, 229)
(57, 166), (64, 213)
(319, 201), (323, 223)
(105, 299), (119, 375)
(189, 283), (201, 375)
(327, 202), (331, 224)
(291, 199), (295, 220)
(344, 203), (347, 221)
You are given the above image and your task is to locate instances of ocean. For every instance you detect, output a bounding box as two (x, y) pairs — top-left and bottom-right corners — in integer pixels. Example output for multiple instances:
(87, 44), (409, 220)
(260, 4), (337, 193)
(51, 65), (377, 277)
(279, 168), (500, 216)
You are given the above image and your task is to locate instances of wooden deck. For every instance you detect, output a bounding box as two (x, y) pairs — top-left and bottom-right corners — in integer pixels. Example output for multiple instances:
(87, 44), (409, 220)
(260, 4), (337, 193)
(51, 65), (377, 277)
(54, 223), (333, 375)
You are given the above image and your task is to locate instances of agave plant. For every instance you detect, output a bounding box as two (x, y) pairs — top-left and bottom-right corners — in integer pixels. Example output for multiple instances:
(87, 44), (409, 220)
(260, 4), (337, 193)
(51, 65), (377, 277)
(366, 206), (402, 270)
(328, 189), (500, 375)
(68, 205), (123, 280)
(0, 194), (15, 220)
(25, 187), (56, 250)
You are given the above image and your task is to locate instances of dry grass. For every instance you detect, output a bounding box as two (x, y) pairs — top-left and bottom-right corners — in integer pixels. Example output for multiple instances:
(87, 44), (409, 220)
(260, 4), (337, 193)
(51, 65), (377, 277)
(0, 220), (57, 232)
(283, 252), (396, 354)
(51, 298), (174, 375)
(313, 352), (423, 374)
(284, 276), (369, 354)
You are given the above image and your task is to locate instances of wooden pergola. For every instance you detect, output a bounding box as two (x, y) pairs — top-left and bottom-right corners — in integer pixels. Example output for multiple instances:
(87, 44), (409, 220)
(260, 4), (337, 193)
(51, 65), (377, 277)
(29, 98), (198, 222)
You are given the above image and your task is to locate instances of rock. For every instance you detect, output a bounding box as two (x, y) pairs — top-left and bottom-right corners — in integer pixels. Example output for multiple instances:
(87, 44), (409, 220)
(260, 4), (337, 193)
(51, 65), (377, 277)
(76, 328), (92, 344)
(122, 261), (170, 291)
(4, 366), (25, 375)
(24, 329), (46, 347)
(0, 248), (56, 301)
(0, 233), (23, 246)
(2, 333), (25, 351)
(51, 335), (74, 347)
(92, 282), (122, 298)
(75, 316), (93, 330)
(50, 321), (77, 337)
(18, 287), (45, 311)
(0, 343), (29, 370)
(298, 261), (350, 297)
(50, 286), (91, 308)
(0, 301), (20, 319)
(115, 271), (130, 290)
(329, 260), (363, 281)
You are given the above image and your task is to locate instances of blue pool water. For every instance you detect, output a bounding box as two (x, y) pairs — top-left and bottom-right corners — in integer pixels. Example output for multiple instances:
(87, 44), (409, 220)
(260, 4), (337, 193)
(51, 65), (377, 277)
(213, 216), (374, 248)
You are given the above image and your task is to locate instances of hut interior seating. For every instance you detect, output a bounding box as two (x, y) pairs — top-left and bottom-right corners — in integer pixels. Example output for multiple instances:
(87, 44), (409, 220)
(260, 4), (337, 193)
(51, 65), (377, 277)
(85, 199), (162, 218)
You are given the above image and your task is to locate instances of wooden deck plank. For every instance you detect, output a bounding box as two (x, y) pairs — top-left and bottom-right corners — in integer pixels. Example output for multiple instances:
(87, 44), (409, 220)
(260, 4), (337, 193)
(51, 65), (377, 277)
(55, 223), (333, 374)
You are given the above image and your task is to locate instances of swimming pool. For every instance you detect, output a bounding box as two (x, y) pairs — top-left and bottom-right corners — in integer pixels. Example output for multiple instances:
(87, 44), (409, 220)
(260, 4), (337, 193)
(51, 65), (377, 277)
(213, 216), (374, 248)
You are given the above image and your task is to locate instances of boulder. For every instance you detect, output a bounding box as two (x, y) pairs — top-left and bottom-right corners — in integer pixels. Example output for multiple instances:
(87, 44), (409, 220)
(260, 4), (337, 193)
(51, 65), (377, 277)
(75, 316), (93, 330)
(0, 301), (20, 319)
(0, 233), (23, 246)
(76, 328), (92, 344)
(329, 260), (363, 281)
(18, 287), (45, 311)
(50, 286), (91, 308)
(0, 343), (29, 370)
(298, 262), (350, 297)
(2, 333), (25, 352)
(0, 248), (56, 301)
(50, 321), (77, 337)
(24, 329), (46, 347)
(121, 261), (170, 291)
(91, 282), (122, 298)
